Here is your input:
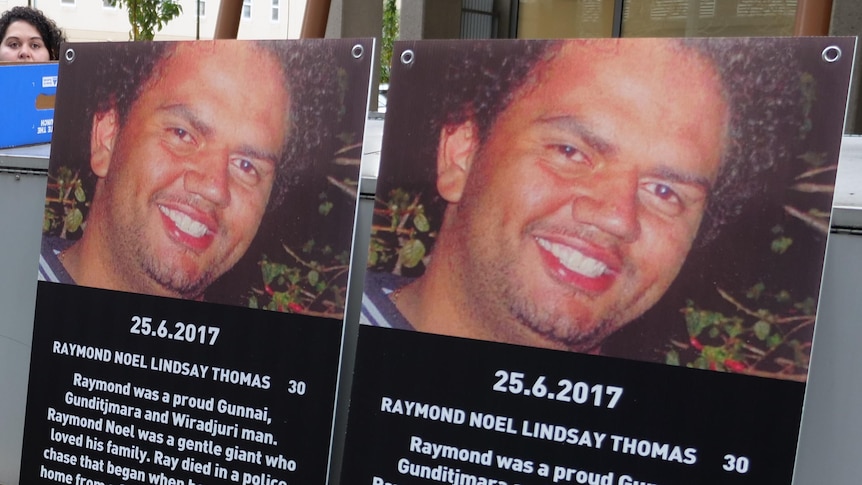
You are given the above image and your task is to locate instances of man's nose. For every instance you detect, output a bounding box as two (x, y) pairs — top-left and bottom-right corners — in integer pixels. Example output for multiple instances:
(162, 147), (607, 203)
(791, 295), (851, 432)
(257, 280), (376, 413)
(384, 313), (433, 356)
(183, 152), (231, 207)
(18, 47), (31, 59)
(570, 170), (640, 243)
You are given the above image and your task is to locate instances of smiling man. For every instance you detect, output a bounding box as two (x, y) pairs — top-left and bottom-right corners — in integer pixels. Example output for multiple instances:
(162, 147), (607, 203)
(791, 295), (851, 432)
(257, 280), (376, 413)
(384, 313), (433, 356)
(361, 38), (801, 354)
(38, 41), (335, 302)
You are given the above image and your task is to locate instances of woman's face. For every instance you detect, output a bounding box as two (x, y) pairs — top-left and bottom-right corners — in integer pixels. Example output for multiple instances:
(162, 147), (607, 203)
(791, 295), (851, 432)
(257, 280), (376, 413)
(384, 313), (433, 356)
(0, 20), (50, 61)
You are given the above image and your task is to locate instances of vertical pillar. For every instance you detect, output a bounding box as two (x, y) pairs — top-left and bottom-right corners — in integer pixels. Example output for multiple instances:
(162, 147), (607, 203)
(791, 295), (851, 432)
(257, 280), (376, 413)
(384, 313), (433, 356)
(214, 0), (242, 39)
(794, 0), (833, 35)
(301, 0), (332, 38)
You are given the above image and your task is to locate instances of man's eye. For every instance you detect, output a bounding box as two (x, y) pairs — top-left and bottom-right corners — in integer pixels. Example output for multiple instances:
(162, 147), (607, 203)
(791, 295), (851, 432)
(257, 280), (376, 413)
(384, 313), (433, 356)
(652, 183), (676, 200)
(231, 157), (264, 185)
(642, 182), (683, 216)
(553, 144), (587, 163)
(238, 159), (257, 175)
(164, 128), (196, 153)
(543, 143), (591, 173)
(171, 128), (193, 143)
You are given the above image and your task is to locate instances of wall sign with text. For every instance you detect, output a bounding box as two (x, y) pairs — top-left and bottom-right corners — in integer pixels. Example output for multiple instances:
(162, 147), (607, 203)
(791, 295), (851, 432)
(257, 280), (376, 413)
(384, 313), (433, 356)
(346, 37), (855, 484)
(21, 38), (373, 485)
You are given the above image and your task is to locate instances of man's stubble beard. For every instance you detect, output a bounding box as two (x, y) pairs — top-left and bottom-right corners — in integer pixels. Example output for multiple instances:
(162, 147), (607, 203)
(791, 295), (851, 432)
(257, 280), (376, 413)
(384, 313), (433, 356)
(139, 245), (216, 299)
(445, 208), (637, 354)
(105, 218), (218, 300)
(460, 238), (633, 353)
(98, 176), (219, 300)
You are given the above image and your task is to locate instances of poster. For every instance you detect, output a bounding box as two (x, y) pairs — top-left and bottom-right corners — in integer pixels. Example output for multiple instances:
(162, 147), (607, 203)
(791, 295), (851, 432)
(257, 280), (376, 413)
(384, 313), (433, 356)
(345, 38), (855, 484)
(21, 39), (372, 484)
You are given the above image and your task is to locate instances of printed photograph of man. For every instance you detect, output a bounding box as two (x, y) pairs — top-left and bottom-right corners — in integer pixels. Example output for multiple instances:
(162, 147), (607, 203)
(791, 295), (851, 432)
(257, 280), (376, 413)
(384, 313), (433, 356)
(39, 40), (369, 317)
(363, 38), (850, 378)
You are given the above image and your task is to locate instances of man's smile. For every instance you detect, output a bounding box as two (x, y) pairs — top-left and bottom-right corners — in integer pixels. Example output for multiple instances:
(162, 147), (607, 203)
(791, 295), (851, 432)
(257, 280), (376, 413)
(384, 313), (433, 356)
(534, 236), (617, 293)
(158, 204), (214, 250)
(536, 236), (608, 278)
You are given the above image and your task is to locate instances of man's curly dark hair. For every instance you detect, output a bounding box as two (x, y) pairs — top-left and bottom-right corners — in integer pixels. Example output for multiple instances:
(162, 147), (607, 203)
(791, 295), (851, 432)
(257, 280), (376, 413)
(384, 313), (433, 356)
(76, 40), (339, 211)
(0, 6), (66, 60)
(419, 38), (803, 246)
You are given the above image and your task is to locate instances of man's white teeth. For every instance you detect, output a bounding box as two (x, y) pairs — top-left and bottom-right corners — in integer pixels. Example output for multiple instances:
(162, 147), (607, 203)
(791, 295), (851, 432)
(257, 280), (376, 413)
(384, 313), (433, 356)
(159, 206), (208, 238)
(537, 238), (608, 278)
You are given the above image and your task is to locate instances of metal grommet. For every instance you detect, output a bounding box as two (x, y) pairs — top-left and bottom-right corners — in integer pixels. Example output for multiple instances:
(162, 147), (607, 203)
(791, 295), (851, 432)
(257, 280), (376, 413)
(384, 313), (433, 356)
(351, 44), (364, 59)
(64, 48), (75, 63)
(822, 45), (842, 63)
(400, 49), (415, 66)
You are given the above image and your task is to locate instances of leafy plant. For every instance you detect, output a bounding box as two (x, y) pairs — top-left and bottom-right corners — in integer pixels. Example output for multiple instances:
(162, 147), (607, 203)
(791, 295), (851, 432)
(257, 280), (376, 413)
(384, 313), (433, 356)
(109, 0), (183, 41)
(247, 141), (362, 319)
(367, 188), (437, 275)
(43, 167), (88, 239)
(248, 243), (351, 318)
(664, 111), (834, 381)
(667, 286), (816, 381)
(665, 174), (833, 380)
(380, 0), (399, 83)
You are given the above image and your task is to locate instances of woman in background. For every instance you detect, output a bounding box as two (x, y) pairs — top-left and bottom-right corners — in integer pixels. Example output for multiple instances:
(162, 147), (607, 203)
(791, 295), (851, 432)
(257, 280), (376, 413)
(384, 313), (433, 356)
(0, 6), (65, 61)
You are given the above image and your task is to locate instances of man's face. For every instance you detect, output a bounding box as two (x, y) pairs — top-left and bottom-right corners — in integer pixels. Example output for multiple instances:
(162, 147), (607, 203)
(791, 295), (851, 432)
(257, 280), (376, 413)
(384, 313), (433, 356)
(91, 43), (288, 299)
(440, 40), (728, 351)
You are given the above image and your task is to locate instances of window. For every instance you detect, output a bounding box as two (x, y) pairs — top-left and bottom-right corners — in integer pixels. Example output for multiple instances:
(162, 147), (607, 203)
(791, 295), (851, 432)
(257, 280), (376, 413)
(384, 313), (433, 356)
(102, 0), (117, 8)
(271, 0), (279, 21)
(61, 0), (75, 6)
(242, 0), (252, 19)
(461, 0), (495, 38)
(198, 0), (206, 17)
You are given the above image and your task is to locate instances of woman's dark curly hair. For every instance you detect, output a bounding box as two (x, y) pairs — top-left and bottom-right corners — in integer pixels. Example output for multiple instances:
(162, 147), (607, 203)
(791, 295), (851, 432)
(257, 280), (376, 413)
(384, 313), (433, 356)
(0, 6), (66, 60)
